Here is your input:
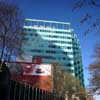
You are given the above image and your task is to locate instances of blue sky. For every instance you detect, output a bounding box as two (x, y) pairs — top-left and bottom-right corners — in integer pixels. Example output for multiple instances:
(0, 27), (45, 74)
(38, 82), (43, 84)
(9, 0), (100, 98)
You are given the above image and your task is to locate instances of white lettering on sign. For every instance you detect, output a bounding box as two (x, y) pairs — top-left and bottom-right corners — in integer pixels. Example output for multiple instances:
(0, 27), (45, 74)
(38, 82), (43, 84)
(23, 64), (52, 76)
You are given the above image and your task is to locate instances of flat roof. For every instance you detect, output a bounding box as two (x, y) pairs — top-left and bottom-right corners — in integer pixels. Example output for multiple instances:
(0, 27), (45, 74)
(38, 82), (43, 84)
(25, 18), (70, 25)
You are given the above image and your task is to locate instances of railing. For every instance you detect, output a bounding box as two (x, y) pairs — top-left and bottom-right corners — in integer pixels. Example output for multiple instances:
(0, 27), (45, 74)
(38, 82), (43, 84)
(10, 80), (65, 100)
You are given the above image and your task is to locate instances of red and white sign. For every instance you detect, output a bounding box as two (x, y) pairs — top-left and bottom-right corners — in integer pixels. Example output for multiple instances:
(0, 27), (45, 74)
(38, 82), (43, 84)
(8, 62), (53, 92)
(22, 64), (51, 76)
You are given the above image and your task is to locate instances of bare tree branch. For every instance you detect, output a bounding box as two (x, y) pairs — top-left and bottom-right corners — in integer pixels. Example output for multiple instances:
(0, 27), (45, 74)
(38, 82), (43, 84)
(91, 0), (100, 7)
(0, 1), (25, 62)
(89, 44), (100, 94)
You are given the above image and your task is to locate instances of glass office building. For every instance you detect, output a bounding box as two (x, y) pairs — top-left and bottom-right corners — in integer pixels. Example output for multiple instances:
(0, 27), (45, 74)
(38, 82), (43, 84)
(23, 18), (84, 86)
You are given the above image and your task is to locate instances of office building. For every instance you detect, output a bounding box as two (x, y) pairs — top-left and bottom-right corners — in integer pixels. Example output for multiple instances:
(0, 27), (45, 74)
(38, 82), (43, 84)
(23, 18), (84, 86)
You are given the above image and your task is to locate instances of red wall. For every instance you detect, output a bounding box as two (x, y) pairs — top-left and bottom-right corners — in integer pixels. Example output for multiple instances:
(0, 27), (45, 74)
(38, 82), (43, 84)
(9, 62), (53, 92)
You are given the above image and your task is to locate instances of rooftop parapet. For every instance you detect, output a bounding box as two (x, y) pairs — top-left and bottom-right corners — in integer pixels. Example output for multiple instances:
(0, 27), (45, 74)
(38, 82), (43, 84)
(24, 18), (71, 30)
